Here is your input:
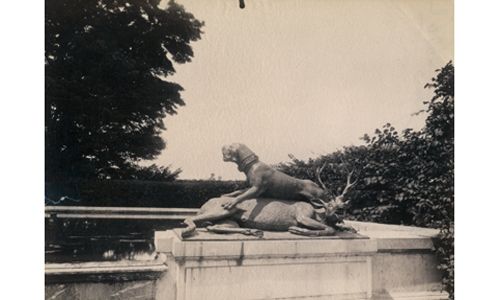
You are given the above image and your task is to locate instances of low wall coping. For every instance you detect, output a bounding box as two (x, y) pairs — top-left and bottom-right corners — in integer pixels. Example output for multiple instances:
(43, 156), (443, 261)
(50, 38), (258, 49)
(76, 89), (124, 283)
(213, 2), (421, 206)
(155, 221), (439, 260)
(45, 258), (167, 283)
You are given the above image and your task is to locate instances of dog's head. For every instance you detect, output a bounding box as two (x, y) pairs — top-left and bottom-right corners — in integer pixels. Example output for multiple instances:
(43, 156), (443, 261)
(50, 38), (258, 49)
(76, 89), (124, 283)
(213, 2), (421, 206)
(222, 143), (256, 163)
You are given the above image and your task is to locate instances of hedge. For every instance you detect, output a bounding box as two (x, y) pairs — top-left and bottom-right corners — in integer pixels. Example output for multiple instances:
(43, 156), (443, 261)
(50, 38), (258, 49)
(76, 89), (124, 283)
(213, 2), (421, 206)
(45, 179), (246, 208)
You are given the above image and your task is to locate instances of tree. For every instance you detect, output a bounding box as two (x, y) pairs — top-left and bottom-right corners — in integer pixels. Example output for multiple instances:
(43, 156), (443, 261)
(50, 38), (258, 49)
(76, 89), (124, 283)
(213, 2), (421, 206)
(45, 0), (203, 181)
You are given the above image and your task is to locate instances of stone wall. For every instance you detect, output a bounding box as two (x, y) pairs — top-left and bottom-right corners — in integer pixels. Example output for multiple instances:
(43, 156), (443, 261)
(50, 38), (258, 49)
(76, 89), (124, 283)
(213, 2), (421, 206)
(154, 221), (448, 300)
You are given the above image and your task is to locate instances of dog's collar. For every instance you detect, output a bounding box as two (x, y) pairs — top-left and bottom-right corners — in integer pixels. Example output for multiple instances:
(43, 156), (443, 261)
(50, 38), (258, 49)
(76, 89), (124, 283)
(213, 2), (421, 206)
(238, 153), (259, 173)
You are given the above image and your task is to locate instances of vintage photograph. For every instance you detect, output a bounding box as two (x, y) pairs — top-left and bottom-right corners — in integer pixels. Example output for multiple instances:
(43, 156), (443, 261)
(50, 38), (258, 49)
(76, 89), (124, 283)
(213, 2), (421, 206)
(44, 0), (454, 299)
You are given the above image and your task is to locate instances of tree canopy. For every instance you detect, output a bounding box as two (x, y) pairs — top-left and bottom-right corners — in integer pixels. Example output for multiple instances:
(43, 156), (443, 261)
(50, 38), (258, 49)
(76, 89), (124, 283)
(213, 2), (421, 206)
(45, 0), (203, 181)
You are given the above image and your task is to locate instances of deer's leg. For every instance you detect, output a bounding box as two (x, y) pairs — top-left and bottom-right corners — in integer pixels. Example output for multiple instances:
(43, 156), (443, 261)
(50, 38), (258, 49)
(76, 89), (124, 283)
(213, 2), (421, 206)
(288, 215), (336, 236)
(288, 226), (336, 236)
(181, 208), (237, 238)
(206, 222), (264, 238)
(297, 215), (332, 230)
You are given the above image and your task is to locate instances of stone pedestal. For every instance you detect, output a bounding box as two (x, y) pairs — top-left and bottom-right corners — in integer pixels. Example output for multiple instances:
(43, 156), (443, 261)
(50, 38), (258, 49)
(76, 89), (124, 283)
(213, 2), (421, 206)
(154, 221), (448, 300)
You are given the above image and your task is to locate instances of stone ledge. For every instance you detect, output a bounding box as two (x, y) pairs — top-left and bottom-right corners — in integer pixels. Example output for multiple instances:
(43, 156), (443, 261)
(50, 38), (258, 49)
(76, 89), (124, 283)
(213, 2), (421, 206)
(372, 290), (449, 300)
(155, 221), (439, 258)
(45, 259), (167, 283)
(344, 220), (438, 252)
(345, 220), (439, 237)
(155, 230), (377, 260)
(173, 227), (368, 241)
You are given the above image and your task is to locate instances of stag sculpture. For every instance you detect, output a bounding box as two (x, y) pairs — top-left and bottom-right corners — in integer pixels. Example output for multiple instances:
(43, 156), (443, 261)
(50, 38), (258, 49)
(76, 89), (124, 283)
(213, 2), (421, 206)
(181, 166), (357, 238)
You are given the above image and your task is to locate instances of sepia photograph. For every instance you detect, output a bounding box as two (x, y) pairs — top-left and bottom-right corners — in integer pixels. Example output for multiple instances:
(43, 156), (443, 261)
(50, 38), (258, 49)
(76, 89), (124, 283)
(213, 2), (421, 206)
(42, 0), (455, 299)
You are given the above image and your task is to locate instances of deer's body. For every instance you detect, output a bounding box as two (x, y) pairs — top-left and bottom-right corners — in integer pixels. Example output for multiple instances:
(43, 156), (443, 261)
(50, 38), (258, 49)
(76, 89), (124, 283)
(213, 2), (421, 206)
(180, 196), (347, 238)
(200, 197), (319, 231)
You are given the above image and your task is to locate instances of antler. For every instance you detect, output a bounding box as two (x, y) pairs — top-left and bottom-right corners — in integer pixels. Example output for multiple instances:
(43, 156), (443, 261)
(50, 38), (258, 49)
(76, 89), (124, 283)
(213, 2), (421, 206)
(338, 170), (358, 199)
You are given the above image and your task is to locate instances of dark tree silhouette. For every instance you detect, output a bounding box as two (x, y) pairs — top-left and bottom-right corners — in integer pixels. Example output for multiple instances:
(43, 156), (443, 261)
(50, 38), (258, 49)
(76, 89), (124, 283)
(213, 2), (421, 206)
(45, 0), (203, 181)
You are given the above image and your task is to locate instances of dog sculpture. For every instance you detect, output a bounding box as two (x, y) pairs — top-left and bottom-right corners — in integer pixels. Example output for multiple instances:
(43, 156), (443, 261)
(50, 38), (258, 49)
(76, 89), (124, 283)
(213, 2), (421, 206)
(181, 168), (357, 238)
(221, 143), (330, 210)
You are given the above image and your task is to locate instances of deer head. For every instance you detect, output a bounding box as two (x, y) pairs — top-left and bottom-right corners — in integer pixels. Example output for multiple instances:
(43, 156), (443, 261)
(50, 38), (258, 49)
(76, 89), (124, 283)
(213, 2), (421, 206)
(315, 163), (358, 218)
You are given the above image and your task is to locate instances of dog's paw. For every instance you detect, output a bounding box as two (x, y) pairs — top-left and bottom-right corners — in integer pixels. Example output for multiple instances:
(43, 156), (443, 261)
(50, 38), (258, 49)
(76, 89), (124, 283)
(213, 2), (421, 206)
(222, 199), (238, 210)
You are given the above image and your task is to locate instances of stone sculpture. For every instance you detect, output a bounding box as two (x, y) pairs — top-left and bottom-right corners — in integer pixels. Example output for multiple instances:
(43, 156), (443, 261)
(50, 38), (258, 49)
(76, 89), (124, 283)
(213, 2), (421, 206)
(181, 143), (357, 238)
(220, 143), (331, 210)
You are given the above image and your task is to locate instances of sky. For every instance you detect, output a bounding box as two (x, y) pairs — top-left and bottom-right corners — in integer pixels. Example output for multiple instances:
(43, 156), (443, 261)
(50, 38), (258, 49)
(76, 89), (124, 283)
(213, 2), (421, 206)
(152, 0), (453, 180)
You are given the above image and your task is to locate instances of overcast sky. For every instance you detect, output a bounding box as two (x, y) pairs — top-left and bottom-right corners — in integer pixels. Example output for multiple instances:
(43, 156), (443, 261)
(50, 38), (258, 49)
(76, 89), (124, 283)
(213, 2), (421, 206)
(152, 0), (453, 180)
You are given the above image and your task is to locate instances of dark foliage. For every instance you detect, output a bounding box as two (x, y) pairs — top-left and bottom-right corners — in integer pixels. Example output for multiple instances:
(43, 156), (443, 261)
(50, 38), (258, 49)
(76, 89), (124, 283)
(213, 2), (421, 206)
(101, 162), (182, 181)
(124, 164), (181, 181)
(277, 62), (454, 299)
(45, 179), (246, 208)
(45, 0), (203, 181)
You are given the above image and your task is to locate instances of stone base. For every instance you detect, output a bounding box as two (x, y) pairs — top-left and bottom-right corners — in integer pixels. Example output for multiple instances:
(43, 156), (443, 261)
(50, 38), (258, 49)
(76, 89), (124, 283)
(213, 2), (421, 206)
(154, 221), (448, 300)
